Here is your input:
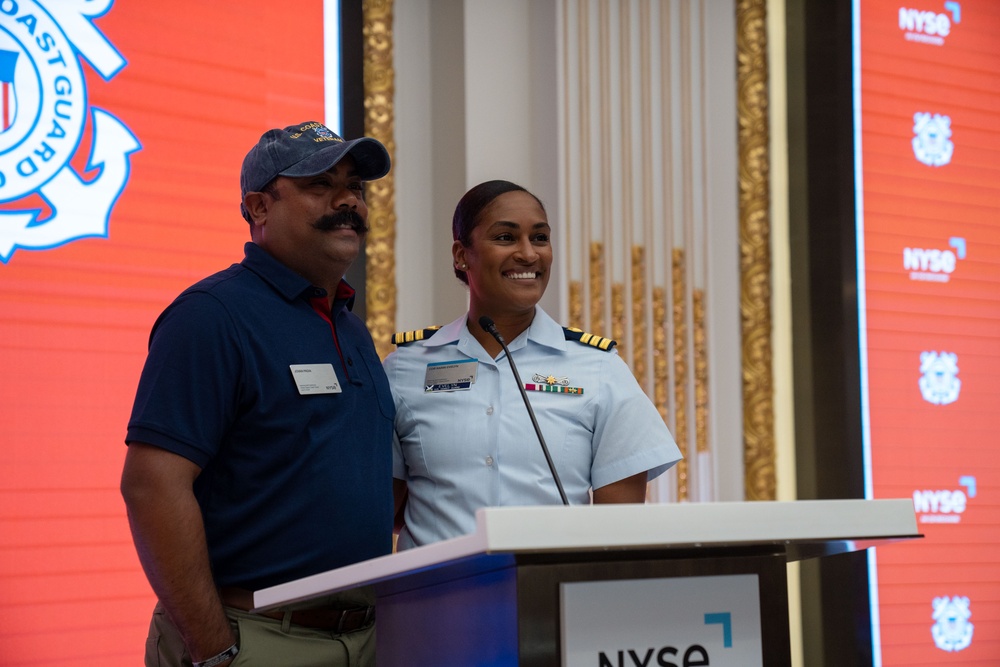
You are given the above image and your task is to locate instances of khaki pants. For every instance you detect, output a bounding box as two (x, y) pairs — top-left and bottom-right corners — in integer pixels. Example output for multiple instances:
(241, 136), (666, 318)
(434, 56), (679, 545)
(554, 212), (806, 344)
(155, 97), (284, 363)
(144, 599), (375, 667)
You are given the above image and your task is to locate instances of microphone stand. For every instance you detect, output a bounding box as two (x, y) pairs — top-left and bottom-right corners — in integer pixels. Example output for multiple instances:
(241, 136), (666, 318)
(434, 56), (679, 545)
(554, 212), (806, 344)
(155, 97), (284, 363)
(479, 315), (570, 506)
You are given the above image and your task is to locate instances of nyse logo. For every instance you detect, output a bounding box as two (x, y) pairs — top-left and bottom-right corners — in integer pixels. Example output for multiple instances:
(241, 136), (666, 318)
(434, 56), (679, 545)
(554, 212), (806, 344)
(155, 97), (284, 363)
(899, 2), (961, 46)
(598, 612), (731, 667)
(598, 645), (709, 667)
(0, 0), (140, 262)
(903, 237), (965, 282)
(913, 476), (975, 524)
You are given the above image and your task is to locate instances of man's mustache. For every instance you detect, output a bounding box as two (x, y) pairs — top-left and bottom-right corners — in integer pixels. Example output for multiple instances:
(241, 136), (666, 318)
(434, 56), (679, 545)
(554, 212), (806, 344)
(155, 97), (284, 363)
(312, 210), (369, 234)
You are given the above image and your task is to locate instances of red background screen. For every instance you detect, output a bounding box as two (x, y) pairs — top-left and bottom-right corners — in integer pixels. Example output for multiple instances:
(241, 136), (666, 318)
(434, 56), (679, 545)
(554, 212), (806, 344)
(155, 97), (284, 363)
(0, 2), (327, 663)
(859, 0), (1000, 663)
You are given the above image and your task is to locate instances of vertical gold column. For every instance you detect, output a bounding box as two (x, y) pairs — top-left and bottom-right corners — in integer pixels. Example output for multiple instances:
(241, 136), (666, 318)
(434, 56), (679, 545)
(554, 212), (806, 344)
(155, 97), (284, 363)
(589, 242), (605, 334)
(611, 283), (626, 361)
(652, 286), (670, 424)
(736, 0), (775, 501)
(672, 248), (689, 502)
(569, 281), (584, 329)
(693, 289), (709, 455)
(632, 246), (647, 388)
(363, 0), (396, 360)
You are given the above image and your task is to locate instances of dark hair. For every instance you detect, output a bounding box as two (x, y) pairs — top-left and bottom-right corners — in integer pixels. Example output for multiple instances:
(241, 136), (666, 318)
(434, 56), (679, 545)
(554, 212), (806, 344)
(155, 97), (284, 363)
(452, 180), (545, 284)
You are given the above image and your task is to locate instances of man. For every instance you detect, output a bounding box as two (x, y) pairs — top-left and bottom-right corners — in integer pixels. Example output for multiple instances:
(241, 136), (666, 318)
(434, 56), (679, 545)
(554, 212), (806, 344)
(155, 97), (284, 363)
(121, 121), (394, 667)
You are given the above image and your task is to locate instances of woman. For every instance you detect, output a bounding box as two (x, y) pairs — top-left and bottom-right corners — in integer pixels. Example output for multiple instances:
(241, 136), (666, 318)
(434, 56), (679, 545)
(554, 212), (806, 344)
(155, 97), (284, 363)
(384, 180), (682, 550)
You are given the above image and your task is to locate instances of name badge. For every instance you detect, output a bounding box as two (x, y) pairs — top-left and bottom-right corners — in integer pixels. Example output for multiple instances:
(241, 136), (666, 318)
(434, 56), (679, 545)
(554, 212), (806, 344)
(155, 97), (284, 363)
(424, 358), (478, 392)
(290, 364), (342, 395)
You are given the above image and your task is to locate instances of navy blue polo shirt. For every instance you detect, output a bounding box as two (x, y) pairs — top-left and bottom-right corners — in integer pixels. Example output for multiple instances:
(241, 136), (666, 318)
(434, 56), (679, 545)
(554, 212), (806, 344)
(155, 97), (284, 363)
(127, 242), (394, 590)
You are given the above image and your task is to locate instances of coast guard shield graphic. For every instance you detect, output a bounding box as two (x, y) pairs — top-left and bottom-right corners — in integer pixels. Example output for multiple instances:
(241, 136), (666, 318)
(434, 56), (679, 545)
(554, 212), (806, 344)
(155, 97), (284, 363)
(912, 112), (954, 167)
(918, 350), (960, 406)
(0, 0), (140, 263)
(931, 595), (973, 652)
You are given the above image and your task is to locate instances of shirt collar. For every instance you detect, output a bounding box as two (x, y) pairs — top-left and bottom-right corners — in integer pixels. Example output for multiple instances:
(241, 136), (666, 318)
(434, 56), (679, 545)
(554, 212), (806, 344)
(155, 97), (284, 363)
(519, 307), (568, 351)
(424, 306), (567, 354)
(241, 242), (356, 310)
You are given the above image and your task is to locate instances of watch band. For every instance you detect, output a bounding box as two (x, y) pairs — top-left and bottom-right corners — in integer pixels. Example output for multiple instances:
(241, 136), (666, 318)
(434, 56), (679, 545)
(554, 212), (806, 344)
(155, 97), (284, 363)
(192, 643), (239, 667)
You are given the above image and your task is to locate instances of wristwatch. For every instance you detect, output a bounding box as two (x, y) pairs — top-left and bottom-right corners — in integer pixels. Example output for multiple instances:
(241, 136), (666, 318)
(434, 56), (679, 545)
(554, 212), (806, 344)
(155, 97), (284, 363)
(192, 643), (239, 667)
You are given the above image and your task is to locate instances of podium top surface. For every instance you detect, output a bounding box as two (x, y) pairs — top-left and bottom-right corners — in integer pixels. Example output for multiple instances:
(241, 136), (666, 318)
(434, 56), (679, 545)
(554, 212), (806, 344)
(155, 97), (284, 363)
(254, 498), (919, 611)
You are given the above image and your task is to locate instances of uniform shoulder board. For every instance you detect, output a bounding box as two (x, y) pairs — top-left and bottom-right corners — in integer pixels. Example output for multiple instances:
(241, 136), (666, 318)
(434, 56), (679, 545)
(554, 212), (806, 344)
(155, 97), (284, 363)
(391, 326), (442, 346)
(563, 327), (617, 351)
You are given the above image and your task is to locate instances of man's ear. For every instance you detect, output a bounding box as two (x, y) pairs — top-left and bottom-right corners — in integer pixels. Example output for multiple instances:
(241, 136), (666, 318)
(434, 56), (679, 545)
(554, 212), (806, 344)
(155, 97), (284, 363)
(243, 192), (268, 226)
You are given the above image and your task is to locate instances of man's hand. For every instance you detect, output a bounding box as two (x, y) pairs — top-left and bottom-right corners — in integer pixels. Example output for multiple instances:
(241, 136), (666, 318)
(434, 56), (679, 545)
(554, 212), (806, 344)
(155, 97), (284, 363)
(121, 443), (236, 661)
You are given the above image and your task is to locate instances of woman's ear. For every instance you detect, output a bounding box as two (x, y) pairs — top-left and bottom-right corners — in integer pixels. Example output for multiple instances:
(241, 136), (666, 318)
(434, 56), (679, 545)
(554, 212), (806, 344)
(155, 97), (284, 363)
(453, 240), (467, 270)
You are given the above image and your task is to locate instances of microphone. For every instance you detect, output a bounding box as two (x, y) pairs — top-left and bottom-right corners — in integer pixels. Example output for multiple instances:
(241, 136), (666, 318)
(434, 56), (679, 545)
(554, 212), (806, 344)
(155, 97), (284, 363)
(479, 315), (569, 506)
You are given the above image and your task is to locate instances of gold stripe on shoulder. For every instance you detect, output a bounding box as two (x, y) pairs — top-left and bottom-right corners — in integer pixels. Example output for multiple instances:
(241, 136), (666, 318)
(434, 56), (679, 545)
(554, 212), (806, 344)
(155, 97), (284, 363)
(391, 326), (442, 346)
(562, 326), (617, 351)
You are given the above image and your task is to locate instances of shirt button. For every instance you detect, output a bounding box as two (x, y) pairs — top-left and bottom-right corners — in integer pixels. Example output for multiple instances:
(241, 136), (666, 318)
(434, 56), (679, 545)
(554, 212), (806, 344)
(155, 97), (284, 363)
(486, 406), (494, 415)
(485, 456), (494, 466)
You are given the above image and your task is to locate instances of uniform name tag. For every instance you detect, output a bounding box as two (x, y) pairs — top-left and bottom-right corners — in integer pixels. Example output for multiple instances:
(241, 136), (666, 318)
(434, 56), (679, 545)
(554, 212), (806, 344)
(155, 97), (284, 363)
(290, 364), (342, 395)
(424, 358), (478, 392)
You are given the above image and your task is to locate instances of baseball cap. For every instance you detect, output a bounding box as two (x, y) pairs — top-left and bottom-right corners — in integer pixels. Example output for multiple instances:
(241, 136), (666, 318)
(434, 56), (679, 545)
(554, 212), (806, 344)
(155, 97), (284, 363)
(240, 121), (391, 200)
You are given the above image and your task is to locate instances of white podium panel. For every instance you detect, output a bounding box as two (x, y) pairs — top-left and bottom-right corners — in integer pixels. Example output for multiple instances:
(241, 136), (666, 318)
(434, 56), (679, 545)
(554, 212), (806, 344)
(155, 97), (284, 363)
(253, 500), (920, 666)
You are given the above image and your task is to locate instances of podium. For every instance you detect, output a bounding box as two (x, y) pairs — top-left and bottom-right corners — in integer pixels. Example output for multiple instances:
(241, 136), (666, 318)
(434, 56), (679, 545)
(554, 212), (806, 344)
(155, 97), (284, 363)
(254, 499), (919, 666)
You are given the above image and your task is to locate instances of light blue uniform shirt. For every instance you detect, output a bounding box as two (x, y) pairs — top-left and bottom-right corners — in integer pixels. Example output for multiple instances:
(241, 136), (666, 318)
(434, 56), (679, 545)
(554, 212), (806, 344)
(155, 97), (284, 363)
(384, 307), (682, 550)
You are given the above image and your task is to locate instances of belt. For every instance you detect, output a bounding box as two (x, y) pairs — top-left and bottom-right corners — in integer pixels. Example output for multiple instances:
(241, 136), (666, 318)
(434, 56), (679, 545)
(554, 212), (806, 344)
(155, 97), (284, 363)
(218, 587), (375, 633)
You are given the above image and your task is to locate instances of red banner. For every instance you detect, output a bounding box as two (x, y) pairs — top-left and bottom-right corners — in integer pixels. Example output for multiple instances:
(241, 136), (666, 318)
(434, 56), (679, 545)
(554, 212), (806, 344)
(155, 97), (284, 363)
(859, 0), (1000, 663)
(0, 1), (327, 663)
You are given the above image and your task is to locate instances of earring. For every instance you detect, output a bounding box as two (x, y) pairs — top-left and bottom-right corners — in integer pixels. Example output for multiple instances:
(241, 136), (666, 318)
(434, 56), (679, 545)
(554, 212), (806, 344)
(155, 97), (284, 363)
(460, 263), (467, 269)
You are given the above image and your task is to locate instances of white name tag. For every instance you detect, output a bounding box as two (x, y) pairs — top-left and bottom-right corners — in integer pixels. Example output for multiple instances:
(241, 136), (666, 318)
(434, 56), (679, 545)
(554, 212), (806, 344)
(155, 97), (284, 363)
(424, 358), (478, 392)
(290, 364), (342, 395)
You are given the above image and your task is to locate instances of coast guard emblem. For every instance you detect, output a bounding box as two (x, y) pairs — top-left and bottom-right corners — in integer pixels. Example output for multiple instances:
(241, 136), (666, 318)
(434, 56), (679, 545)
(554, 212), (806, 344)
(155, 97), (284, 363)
(912, 112), (953, 167)
(918, 351), (960, 406)
(0, 49), (17, 132)
(0, 0), (140, 262)
(931, 595), (973, 652)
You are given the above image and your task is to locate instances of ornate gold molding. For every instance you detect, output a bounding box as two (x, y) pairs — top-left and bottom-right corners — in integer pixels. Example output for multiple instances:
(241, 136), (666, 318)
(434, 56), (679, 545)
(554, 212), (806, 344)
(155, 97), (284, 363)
(569, 280), (584, 329)
(672, 248), (689, 502)
(652, 286), (669, 424)
(736, 0), (775, 500)
(694, 289), (709, 454)
(611, 283), (626, 361)
(632, 246), (647, 387)
(589, 241), (605, 334)
(363, 0), (396, 360)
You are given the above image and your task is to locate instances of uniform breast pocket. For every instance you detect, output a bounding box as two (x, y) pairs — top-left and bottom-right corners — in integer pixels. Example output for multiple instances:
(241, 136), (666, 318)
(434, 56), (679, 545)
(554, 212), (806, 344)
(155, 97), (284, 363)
(403, 388), (483, 477)
(528, 391), (594, 466)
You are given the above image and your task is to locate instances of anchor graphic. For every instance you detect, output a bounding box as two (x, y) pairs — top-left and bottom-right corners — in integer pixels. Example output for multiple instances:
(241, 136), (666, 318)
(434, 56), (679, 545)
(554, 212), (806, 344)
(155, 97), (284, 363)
(0, 0), (139, 263)
(0, 109), (139, 261)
